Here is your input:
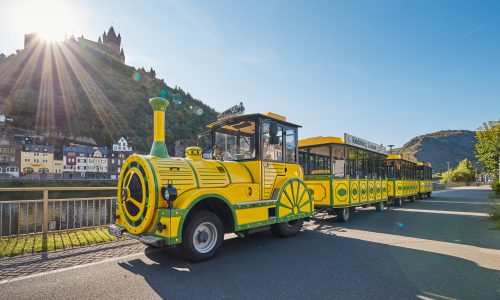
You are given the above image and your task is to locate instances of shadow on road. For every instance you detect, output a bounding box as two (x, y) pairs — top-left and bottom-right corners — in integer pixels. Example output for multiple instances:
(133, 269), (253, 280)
(117, 229), (499, 299)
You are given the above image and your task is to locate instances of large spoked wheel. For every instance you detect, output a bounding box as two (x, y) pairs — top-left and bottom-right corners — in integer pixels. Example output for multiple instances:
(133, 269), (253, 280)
(177, 210), (223, 262)
(375, 201), (384, 212)
(395, 198), (403, 207)
(336, 207), (351, 222)
(271, 219), (304, 238)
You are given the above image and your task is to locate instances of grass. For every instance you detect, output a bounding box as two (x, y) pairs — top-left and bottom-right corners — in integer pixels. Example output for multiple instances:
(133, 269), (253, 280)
(0, 227), (121, 258)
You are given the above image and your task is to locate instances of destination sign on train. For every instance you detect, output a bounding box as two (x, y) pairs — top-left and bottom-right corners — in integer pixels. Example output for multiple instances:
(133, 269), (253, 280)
(217, 102), (245, 120)
(344, 133), (386, 154)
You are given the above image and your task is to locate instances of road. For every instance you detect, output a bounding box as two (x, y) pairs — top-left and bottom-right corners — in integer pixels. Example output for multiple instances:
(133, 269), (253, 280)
(1, 187), (499, 299)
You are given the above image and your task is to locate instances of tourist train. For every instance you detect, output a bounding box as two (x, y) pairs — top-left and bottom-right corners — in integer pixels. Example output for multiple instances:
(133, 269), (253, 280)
(109, 98), (432, 261)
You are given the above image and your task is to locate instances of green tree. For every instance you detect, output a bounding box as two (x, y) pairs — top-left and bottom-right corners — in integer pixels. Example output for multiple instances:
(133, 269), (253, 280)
(476, 121), (500, 180)
(451, 158), (476, 183)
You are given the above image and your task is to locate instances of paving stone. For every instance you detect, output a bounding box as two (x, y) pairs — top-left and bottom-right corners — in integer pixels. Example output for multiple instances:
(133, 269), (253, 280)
(0, 238), (147, 281)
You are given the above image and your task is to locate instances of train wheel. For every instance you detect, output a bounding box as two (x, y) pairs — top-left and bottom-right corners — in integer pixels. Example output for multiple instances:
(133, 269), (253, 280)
(271, 219), (304, 237)
(395, 198), (403, 207)
(427, 192), (432, 198)
(336, 207), (351, 222)
(409, 196), (415, 202)
(375, 202), (384, 212)
(178, 210), (223, 262)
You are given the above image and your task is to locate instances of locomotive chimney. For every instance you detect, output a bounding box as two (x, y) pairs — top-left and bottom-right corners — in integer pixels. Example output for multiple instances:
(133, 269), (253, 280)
(149, 97), (169, 158)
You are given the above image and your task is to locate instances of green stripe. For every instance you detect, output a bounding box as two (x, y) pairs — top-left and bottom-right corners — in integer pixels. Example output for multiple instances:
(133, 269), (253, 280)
(237, 161), (254, 182)
(184, 159), (200, 187)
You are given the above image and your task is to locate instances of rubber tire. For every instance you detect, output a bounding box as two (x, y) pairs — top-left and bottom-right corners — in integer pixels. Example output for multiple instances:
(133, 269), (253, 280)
(375, 201), (384, 212)
(409, 196), (415, 202)
(336, 207), (351, 222)
(427, 192), (432, 198)
(177, 210), (224, 262)
(395, 198), (403, 207)
(271, 219), (304, 237)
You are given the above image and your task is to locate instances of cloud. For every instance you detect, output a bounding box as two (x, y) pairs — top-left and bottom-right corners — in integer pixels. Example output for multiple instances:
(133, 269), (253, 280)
(458, 24), (486, 41)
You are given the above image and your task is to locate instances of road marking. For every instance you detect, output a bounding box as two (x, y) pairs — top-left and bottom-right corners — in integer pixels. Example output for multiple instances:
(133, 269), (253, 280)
(390, 208), (489, 217)
(305, 225), (500, 271)
(419, 200), (498, 205)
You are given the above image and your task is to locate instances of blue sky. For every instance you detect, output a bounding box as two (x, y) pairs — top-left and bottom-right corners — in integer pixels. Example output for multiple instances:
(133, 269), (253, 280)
(1, 0), (499, 147)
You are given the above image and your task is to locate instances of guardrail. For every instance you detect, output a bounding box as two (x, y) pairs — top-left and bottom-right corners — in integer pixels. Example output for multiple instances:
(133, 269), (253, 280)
(0, 187), (117, 244)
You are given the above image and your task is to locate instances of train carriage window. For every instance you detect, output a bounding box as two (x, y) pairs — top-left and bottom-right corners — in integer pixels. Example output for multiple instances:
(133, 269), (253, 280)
(332, 144), (345, 178)
(308, 146), (330, 175)
(285, 128), (298, 163)
(261, 120), (283, 162)
(394, 160), (402, 179)
(357, 149), (366, 178)
(347, 146), (357, 178)
(381, 155), (387, 178)
(214, 120), (256, 161)
(366, 152), (373, 179)
(299, 150), (307, 172)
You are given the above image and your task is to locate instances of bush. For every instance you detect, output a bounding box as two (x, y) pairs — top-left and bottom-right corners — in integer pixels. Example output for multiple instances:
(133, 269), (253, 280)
(493, 181), (500, 196)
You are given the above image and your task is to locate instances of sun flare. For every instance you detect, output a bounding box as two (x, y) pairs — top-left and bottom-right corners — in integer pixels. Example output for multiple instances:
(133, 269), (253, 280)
(9, 0), (80, 42)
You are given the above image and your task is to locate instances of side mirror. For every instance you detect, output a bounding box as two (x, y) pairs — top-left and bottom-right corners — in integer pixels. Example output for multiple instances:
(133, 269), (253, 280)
(269, 121), (278, 137)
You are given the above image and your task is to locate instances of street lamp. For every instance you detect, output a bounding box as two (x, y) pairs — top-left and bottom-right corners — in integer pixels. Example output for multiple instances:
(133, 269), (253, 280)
(388, 145), (394, 154)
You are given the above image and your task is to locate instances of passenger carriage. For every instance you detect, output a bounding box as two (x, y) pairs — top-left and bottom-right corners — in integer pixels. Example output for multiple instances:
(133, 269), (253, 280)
(298, 134), (388, 222)
(386, 155), (419, 206)
(109, 98), (314, 261)
(417, 162), (433, 198)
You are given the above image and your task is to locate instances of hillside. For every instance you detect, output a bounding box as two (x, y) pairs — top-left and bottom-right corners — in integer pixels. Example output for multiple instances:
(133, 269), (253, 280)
(0, 35), (218, 154)
(396, 130), (477, 172)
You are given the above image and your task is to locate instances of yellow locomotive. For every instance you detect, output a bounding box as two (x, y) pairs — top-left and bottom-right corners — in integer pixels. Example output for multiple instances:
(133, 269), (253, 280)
(109, 98), (314, 261)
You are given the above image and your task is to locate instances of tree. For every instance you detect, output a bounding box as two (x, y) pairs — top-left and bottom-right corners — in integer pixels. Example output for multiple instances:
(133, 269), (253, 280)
(476, 121), (500, 180)
(451, 158), (476, 183)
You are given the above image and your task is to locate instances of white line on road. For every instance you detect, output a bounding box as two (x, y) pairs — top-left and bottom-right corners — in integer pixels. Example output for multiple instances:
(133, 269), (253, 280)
(390, 208), (489, 217)
(305, 225), (500, 271)
(419, 200), (498, 205)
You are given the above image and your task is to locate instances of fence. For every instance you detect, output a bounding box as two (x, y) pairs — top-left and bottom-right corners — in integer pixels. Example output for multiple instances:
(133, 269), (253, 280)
(0, 187), (117, 243)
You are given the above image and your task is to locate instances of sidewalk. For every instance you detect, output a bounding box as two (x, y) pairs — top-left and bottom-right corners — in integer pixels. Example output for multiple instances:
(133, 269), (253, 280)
(0, 238), (146, 282)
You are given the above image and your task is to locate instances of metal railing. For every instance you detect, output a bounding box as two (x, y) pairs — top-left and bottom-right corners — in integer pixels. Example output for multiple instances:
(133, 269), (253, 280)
(0, 187), (117, 241)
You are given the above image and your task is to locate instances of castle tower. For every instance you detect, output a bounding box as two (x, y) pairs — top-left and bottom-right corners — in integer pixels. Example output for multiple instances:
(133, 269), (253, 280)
(119, 48), (125, 63)
(102, 26), (121, 56)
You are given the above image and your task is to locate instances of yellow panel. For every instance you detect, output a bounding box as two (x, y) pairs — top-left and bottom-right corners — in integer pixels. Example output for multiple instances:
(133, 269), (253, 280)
(333, 180), (349, 205)
(350, 179), (360, 203)
(236, 206), (272, 225)
(263, 112), (286, 121)
(368, 180), (375, 201)
(360, 179), (368, 202)
(307, 182), (329, 205)
(376, 181), (381, 200)
(382, 181), (388, 198)
(263, 162), (286, 199)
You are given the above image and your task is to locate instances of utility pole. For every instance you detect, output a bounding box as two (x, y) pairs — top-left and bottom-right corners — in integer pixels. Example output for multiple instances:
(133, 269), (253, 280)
(446, 162), (451, 184)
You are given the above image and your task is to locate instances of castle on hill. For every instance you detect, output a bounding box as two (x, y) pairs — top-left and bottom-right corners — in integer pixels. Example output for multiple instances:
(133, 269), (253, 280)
(23, 26), (156, 78)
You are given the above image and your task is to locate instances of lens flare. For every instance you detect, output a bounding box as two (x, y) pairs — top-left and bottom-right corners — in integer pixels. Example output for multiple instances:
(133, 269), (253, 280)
(132, 72), (141, 82)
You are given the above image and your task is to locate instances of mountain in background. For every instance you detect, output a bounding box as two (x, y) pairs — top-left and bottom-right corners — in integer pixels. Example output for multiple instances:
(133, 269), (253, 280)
(0, 28), (218, 155)
(396, 130), (477, 173)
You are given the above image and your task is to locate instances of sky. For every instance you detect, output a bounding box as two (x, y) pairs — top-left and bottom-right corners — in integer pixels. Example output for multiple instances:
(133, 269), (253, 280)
(0, 0), (499, 147)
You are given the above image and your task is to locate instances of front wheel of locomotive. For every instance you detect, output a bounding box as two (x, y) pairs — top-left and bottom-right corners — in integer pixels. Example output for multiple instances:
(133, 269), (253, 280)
(177, 210), (224, 262)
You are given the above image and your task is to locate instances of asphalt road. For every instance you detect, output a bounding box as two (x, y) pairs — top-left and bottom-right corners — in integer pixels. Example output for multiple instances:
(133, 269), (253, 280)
(1, 187), (499, 299)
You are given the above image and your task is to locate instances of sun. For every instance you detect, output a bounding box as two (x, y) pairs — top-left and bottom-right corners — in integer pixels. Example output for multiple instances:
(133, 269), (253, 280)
(8, 0), (80, 42)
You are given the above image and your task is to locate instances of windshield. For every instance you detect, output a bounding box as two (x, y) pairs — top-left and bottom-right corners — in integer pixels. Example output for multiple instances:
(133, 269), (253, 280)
(213, 120), (256, 161)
